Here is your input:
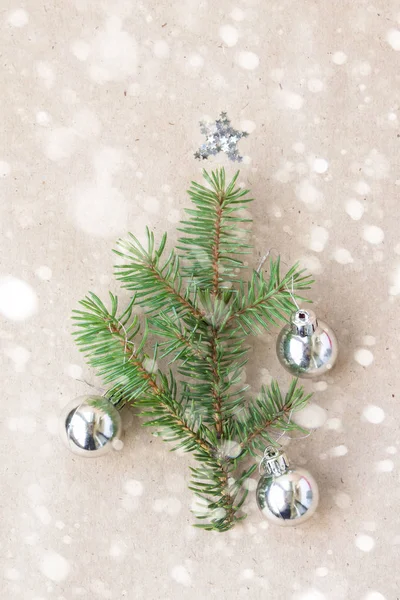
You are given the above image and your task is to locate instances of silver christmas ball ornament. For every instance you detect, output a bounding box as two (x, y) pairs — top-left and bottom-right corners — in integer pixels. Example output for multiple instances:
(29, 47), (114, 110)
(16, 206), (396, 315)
(277, 308), (338, 378)
(256, 446), (319, 526)
(60, 395), (122, 457)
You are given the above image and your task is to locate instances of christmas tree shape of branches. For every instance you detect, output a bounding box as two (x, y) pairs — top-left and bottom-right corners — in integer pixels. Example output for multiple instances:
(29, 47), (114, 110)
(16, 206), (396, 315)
(73, 168), (313, 532)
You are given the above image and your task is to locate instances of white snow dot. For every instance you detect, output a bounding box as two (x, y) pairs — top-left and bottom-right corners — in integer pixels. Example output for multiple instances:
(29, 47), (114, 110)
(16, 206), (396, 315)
(34, 505), (51, 524)
(220, 440), (242, 458)
(5, 567), (20, 580)
(362, 405), (385, 424)
(333, 248), (353, 264)
(240, 569), (254, 580)
(25, 533), (39, 546)
(62, 88), (78, 104)
(35, 266), (52, 281)
(36, 61), (55, 89)
(309, 226), (329, 252)
(307, 78), (324, 93)
(236, 51), (259, 70)
(358, 61), (372, 76)
(363, 149), (389, 180)
(354, 180), (370, 195)
(4, 345), (31, 372)
(45, 127), (76, 161)
(40, 551), (70, 582)
(355, 534), (375, 552)
(74, 184), (127, 238)
(329, 445), (348, 457)
(293, 142), (305, 154)
(0, 276), (38, 321)
(363, 335), (376, 346)
(362, 592), (386, 600)
(142, 357), (158, 372)
(387, 29), (400, 51)
(386, 446), (397, 454)
(46, 416), (58, 436)
(153, 497), (182, 515)
(143, 196), (160, 214)
(389, 265), (400, 296)
(363, 225), (384, 245)
(7, 9), (29, 27)
(315, 567), (328, 577)
(71, 109), (101, 139)
(0, 161), (11, 177)
(296, 179), (323, 206)
(71, 40), (90, 61)
(313, 158), (329, 173)
(362, 521), (377, 532)
(109, 541), (127, 559)
(345, 198), (364, 220)
(299, 255), (323, 275)
(231, 7), (245, 21)
(354, 348), (374, 367)
(375, 459), (394, 472)
(242, 478), (257, 491)
(240, 120), (256, 133)
(167, 209), (181, 224)
(124, 479), (143, 497)
(270, 68), (284, 82)
(87, 22), (137, 83)
(36, 111), (51, 126)
(112, 438), (124, 451)
(314, 381), (328, 391)
(292, 403), (327, 429)
(276, 90), (304, 110)
(65, 364), (83, 379)
(189, 54), (204, 68)
(334, 492), (351, 509)
(325, 417), (342, 431)
(332, 51), (347, 65)
(171, 565), (191, 587)
(219, 25), (238, 47)
(153, 40), (170, 58)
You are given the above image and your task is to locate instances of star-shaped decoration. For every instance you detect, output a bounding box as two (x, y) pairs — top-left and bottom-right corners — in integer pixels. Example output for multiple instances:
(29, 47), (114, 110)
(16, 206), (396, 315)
(194, 112), (249, 162)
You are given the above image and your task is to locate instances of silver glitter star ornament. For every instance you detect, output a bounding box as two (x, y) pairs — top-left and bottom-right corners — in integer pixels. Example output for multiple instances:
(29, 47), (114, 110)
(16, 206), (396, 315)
(194, 112), (249, 162)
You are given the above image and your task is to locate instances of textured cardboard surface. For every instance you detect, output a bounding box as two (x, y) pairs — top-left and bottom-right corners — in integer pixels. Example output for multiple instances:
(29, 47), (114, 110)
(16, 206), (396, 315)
(1, 1), (398, 598)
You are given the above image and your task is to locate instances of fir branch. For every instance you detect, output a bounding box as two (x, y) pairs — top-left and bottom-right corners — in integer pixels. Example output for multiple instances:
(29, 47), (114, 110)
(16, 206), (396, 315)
(190, 458), (257, 531)
(178, 168), (252, 291)
(71, 167), (315, 533)
(72, 293), (212, 456)
(236, 379), (312, 455)
(149, 310), (208, 363)
(227, 259), (313, 335)
(114, 228), (204, 321)
(210, 330), (223, 437)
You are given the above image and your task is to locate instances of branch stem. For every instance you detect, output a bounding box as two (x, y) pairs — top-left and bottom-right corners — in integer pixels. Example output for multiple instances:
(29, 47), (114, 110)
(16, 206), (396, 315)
(240, 402), (295, 450)
(109, 319), (212, 455)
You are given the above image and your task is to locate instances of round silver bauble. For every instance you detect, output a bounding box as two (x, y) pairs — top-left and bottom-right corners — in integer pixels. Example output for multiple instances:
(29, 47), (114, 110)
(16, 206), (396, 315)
(276, 308), (338, 378)
(60, 395), (122, 457)
(256, 446), (319, 526)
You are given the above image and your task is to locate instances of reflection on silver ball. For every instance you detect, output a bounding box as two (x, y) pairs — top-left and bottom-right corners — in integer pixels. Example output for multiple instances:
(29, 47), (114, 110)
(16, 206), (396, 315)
(60, 395), (122, 457)
(277, 308), (338, 378)
(256, 446), (319, 526)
